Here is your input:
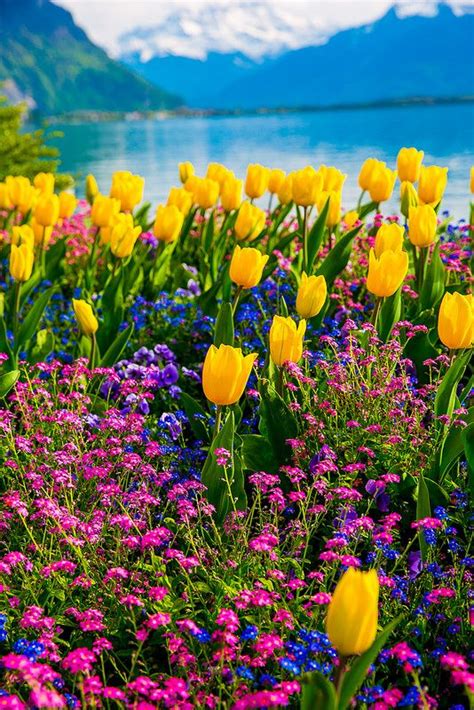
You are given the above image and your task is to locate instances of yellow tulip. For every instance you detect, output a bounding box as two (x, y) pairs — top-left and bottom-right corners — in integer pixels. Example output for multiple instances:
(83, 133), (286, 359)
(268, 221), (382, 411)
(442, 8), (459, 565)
(229, 245), (269, 289)
(244, 164), (270, 199)
(73, 299), (99, 336)
(221, 176), (243, 212)
(202, 344), (257, 406)
(153, 205), (184, 244)
(0, 182), (12, 209)
(343, 211), (359, 229)
(110, 171), (144, 212)
(277, 174), (293, 205)
(33, 172), (55, 195)
(396, 147), (424, 183)
(408, 205), (437, 248)
(374, 223), (405, 257)
(167, 187), (193, 216)
(31, 218), (52, 247)
(291, 167), (322, 207)
(192, 177), (220, 209)
(11, 225), (35, 250)
(368, 165), (397, 203)
(320, 165), (346, 192)
(184, 175), (200, 194)
(268, 169), (286, 194)
(418, 166), (448, 206)
(234, 201), (266, 241)
(100, 213), (133, 246)
(326, 568), (379, 657)
(206, 162), (232, 188)
(317, 190), (341, 227)
(86, 174), (99, 205)
(6, 176), (33, 210)
(91, 195), (120, 228)
(366, 248), (408, 298)
(358, 158), (380, 191)
(269, 315), (306, 366)
(470, 166), (474, 194)
(110, 222), (142, 259)
(296, 272), (327, 319)
(179, 162), (194, 184)
(438, 292), (474, 350)
(34, 193), (60, 227)
(59, 191), (77, 220)
(400, 181), (419, 219)
(9, 243), (34, 282)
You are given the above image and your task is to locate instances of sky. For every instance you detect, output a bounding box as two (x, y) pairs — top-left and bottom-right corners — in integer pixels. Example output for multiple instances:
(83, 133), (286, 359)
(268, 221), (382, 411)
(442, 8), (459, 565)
(55, 0), (472, 58)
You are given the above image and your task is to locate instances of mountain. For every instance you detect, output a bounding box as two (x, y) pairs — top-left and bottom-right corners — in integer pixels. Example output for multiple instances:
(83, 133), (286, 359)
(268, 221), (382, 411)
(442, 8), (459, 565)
(0, 0), (182, 115)
(121, 3), (474, 110)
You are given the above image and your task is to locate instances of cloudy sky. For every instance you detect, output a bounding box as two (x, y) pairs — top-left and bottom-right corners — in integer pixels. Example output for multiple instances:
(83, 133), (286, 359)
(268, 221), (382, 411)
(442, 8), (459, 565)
(55, 0), (471, 57)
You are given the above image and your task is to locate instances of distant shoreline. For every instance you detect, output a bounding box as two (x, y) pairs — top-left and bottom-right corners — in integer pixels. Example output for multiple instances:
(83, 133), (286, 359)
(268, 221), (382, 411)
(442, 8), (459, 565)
(44, 95), (474, 125)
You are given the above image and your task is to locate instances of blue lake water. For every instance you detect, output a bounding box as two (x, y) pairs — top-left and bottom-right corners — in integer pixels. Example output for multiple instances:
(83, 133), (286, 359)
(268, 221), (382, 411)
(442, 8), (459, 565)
(52, 102), (474, 217)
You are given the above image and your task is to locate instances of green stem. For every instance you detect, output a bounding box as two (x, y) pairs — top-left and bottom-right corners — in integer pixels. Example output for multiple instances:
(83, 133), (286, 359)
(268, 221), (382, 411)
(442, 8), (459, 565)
(12, 280), (21, 343)
(276, 367), (284, 397)
(302, 205), (308, 273)
(86, 225), (101, 292)
(371, 296), (383, 329)
(232, 285), (243, 316)
(213, 405), (223, 440)
(417, 246), (427, 293)
(334, 656), (348, 698)
(41, 226), (47, 279)
(356, 190), (365, 210)
(89, 333), (97, 370)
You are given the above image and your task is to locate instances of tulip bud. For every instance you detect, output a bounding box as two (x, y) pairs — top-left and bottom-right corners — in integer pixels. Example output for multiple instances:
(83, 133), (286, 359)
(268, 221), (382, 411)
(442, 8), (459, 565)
(245, 164), (270, 199)
(368, 165), (397, 204)
(438, 292), (474, 350)
(9, 243), (34, 282)
(167, 187), (193, 216)
(396, 147), (424, 183)
(269, 315), (306, 366)
(358, 158), (380, 191)
(73, 299), (99, 336)
(326, 568), (379, 657)
(0, 182), (12, 209)
(179, 162), (194, 184)
(86, 174), (99, 205)
(317, 190), (341, 227)
(153, 205), (184, 243)
(110, 171), (144, 212)
(58, 191), (77, 220)
(418, 165), (448, 206)
(221, 177), (243, 212)
(234, 201), (266, 242)
(277, 174), (293, 205)
(343, 211), (359, 229)
(11, 225), (35, 250)
(33, 172), (55, 195)
(202, 344), (257, 406)
(296, 272), (327, 319)
(229, 245), (269, 289)
(291, 167), (322, 207)
(91, 195), (120, 228)
(110, 222), (142, 259)
(320, 165), (346, 192)
(408, 205), (437, 248)
(366, 247), (408, 298)
(400, 181), (419, 218)
(34, 193), (60, 227)
(31, 218), (52, 247)
(374, 223), (404, 257)
(268, 169), (286, 194)
(192, 178), (220, 210)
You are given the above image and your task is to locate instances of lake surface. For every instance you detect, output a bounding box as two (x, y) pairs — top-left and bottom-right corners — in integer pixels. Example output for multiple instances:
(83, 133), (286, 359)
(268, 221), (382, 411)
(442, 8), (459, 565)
(52, 102), (474, 217)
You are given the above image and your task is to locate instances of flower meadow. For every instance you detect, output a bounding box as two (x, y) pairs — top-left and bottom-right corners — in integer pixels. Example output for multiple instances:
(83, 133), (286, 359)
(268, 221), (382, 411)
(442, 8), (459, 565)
(0, 155), (472, 710)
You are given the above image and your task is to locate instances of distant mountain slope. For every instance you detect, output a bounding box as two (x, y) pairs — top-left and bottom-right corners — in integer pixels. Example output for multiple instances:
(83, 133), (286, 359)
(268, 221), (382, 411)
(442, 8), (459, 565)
(0, 0), (182, 115)
(121, 3), (474, 109)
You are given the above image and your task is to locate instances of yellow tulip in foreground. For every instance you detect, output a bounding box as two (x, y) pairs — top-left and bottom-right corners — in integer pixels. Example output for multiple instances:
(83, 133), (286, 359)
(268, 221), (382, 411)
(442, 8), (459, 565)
(358, 158), (381, 191)
(418, 165), (448, 206)
(291, 166), (322, 207)
(31, 218), (52, 247)
(221, 176), (243, 212)
(6, 176), (33, 209)
(179, 162), (194, 184)
(229, 245), (269, 289)
(400, 181), (419, 218)
(110, 222), (142, 259)
(91, 195), (121, 228)
(100, 213), (132, 246)
(396, 147), (424, 183)
(0, 182), (12, 209)
(73, 299), (99, 336)
(296, 272), (327, 319)
(193, 178), (220, 209)
(59, 191), (77, 220)
(277, 174), (293, 205)
(202, 344), (257, 406)
(33, 172), (55, 195)
(167, 187), (193, 216)
(438, 292), (474, 350)
(10, 243), (34, 282)
(234, 201), (266, 241)
(366, 248), (408, 298)
(368, 165), (397, 204)
(268, 169), (286, 194)
(110, 171), (144, 212)
(317, 190), (341, 227)
(326, 568), (379, 657)
(320, 165), (346, 192)
(408, 205), (437, 248)
(244, 164), (269, 199)
(34, 193), (60, 227)
(86, 174), (99, 205)
(269, 315), (306, 366)
(374, 223), (404, 257)
(11, 225), (35, 249)
(206, 162), (232, 188)
(153, 205), (184, 244)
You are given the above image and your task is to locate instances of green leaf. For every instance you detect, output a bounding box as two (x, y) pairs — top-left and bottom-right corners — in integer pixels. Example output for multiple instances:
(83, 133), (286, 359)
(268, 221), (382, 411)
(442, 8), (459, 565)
(378, 287), (402, 342)
(258, 385), (298, 469)
(241, 434), (279, 474)
(180, 391), (209, 442)
(203, 211), (215, 251)
(301, 671), (337, 710)
(100, 324), (134, 367)
(262, 232), (295, 281)
(433, 407), (474, 481)
(434, 350), (471, 420)
(316, 224), (362, 286)
(17, 287), (55, 349)
(28, 328), (55, 364)
(462, 423), (474, 494)
(338, 615), (404, 710)
(152, 241), (178, 291)
(0, 369), (20, 398)
(403, 329), (438, 385)
(306, 197), (329, 274)
(214, 302), (234, 347)
(357, 201), (378, 219)
(45, 238), (66, 281)
(420, 242), (445, 310)
(416, 470), (431, 562)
